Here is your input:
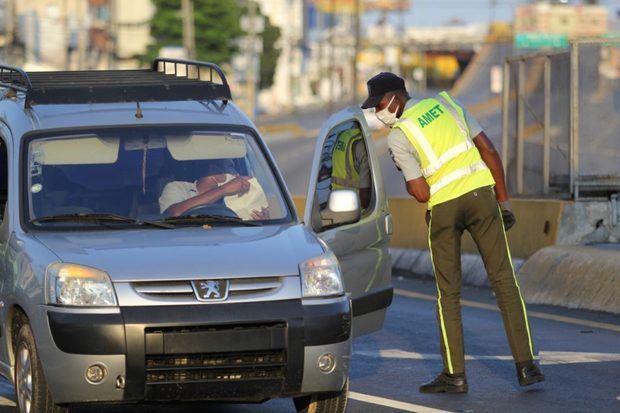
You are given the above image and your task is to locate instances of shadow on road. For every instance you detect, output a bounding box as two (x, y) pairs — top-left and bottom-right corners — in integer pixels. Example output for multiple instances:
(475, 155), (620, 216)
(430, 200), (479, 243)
(1, 379), (295, 413)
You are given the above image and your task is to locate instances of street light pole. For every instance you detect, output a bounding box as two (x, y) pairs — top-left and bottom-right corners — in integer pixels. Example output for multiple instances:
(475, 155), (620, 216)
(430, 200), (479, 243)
(182, 0), (196, 60)
(5, 0), (15, 61)
(489, 0), (497, 30)
(246, 0), (258, 119)
(352, 0), (361, 104)
(77, 0), (88, 69)
(108, 0), (117, 69)
(62, 0), (69, 69)
(328, 0), (335, 114)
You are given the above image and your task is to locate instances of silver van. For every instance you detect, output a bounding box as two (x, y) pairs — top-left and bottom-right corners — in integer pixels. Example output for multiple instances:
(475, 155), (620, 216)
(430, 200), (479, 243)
(0, 59), (393, 413)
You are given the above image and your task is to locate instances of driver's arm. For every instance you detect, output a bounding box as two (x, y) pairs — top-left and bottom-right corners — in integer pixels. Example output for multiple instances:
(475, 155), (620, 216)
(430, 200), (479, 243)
(164, 177), (251, 217)
(165, 186), (227, 217)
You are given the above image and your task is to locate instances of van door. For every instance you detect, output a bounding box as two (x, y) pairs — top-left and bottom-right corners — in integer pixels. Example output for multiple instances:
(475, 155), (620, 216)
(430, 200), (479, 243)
(304, 106), (393, 337)
(0, 131), (10, 369)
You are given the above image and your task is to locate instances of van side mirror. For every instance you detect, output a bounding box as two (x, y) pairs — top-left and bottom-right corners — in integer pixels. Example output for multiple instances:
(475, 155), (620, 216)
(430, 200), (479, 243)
(320, 189), (361, 228)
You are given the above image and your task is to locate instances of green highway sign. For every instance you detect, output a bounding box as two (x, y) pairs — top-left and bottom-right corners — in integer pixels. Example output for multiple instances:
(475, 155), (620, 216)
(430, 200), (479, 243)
(515, 33), (569, 49)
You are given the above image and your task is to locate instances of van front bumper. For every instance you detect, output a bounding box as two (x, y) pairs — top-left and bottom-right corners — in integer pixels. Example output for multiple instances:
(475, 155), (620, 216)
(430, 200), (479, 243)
(42, 297), (351, 404)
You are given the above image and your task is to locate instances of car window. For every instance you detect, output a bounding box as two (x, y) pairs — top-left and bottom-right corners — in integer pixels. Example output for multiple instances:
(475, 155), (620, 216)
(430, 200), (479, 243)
(25, 127), (292, 228)
(311, 120), (375, 231)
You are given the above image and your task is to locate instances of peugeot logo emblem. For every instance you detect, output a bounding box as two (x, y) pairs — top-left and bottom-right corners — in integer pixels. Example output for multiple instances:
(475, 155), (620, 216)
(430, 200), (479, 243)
(191, 280), (229, 301)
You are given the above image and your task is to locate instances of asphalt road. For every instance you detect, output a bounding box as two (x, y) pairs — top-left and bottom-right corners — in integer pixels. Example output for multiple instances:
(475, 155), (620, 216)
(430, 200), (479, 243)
(1, 275), (619, 413)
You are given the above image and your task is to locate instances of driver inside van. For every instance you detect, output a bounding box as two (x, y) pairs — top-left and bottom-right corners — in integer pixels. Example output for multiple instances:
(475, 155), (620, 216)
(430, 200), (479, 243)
(158, 159), (270, 220)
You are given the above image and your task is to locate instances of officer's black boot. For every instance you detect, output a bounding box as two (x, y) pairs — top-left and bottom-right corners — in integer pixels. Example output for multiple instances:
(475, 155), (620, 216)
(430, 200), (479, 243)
(419, 372), (468, 394)
(516, 361), (545, 387)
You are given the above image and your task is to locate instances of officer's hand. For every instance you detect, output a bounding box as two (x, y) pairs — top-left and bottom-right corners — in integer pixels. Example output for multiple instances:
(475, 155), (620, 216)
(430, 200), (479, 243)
(499, 200), (516, 231)
(221, 176), (250, 197)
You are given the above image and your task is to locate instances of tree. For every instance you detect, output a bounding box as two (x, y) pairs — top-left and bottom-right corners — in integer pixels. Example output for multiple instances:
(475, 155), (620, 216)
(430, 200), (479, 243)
(258, 15), (281, 90)
(144, 0), (280, 90)
(144, 0), (244, 65)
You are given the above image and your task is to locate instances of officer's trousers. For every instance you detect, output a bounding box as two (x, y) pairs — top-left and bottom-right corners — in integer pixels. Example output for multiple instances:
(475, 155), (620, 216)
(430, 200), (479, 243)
(426, 185), (534, 374)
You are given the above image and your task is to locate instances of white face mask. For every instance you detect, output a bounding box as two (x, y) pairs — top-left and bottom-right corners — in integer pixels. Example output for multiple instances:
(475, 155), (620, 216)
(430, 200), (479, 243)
(375, 96), (400, 127)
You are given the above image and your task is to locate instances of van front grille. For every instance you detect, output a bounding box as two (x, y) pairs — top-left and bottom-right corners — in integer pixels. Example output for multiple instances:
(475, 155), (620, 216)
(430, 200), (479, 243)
(132, 277), (283, 302)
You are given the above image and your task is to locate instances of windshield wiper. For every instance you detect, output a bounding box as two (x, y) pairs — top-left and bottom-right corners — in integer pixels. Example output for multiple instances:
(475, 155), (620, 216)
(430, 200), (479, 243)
(30, 213), (174, 229)
(158, 214), (262, 227)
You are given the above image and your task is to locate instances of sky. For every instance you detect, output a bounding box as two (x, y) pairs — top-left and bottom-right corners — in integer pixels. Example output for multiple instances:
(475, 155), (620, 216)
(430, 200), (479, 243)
(362, 0), (620, 27)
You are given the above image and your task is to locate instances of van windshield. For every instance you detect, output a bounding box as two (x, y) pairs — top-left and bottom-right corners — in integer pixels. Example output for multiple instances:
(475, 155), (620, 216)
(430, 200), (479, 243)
(25, 127), (293, 228)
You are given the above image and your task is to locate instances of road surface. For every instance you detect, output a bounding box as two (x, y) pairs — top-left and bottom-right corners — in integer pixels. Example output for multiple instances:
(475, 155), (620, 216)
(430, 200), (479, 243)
(1, 275), (619, 413)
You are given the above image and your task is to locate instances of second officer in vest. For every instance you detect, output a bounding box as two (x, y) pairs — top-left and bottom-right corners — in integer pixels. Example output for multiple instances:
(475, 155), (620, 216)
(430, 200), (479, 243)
(361, 72), (545, 393)
(331, 127), (372, 209)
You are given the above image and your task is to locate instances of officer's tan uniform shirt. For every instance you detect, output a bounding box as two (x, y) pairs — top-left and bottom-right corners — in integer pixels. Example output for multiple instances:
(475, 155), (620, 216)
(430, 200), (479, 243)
(352, 140), (372, 189)
(387, 98), (483, 181)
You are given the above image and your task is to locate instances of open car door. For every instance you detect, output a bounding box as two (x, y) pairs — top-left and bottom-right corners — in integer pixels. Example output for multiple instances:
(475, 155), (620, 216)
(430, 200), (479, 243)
(304, 106), (393, 337)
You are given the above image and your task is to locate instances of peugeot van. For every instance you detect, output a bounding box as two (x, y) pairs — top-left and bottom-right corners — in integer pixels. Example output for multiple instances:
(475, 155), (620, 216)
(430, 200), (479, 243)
(0, 59), (393, 413)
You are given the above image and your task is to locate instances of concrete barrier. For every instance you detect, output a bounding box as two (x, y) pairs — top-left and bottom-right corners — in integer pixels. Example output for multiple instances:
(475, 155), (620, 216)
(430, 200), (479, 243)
(518, 245), (620, 314)
(293, 196), (619, 313)
(294, 196), (564, 259)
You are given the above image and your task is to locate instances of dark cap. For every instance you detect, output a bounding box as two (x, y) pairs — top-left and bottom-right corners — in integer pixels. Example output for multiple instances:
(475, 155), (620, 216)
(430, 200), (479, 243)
(361, 72), (406, 109)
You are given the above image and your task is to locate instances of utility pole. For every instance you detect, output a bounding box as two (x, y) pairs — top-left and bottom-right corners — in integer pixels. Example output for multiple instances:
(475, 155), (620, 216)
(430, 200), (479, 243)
(317, 9), (324, 104)
(62, 0), (69, 69)
(286, 0), (296, 112)
(77, 0), (89, 69)
(245, 0), (258, 118)
(489, 0), (498, 33)
(397, 5), (404, 77)
(352, 0), (360, 104)
(5, 0), (15, 61)
(328, 0), (335, 114)
(181, 0), (196, 60)
(107, 0), (117, 69)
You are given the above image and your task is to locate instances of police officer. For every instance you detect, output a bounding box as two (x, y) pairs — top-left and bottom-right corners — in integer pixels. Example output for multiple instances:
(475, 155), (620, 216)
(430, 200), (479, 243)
(331, 127), (372, 209)
(361, 72), (545, 393)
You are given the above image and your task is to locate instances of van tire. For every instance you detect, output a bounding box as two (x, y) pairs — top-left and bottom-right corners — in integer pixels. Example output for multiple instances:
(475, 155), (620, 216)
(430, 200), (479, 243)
(14, 323), (68, 413)
(293, 379), (349, 413)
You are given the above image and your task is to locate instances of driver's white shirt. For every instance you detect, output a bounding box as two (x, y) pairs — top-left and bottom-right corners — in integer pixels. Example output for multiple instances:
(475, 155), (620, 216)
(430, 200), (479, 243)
(159, 181), (199, 213)
(158, 175), (269, 220)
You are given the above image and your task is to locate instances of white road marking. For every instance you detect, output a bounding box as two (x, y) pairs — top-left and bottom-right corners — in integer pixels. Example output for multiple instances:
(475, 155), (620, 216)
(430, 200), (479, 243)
(355, 349), (620, 366)
(537, 351), (620, 365)
(394, 289), (620, 333)
(349, 391), (453, 413)
(0, 381), (14, 407)
(0, 397), (14, 407)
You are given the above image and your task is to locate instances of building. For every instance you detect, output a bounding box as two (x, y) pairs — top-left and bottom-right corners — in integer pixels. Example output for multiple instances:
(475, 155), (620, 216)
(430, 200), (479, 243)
(90, 0), (154, 69)
(12, 0), (153, 70)
(14, 0), (88, 69)
(515, 3), (609, 39)
(254, 0), (312, 112)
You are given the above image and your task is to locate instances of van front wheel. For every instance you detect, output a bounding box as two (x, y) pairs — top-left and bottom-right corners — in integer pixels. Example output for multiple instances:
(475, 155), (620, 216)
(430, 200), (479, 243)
(15, 323), (67, 413)
(293, 379), (349, 413)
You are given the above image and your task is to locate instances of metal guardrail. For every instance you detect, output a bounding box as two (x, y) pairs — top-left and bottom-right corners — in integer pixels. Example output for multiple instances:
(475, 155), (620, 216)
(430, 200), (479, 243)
(501, 37), (620, 200)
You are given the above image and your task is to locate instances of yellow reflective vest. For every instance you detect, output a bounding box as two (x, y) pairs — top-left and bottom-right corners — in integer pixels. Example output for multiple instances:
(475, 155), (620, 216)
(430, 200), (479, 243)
(331, 128), (363, 191)
(394, 92), (495, 208)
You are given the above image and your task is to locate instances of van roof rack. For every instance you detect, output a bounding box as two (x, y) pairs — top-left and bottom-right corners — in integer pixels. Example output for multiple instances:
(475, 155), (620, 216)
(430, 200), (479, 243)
(0, 58), (232, 106)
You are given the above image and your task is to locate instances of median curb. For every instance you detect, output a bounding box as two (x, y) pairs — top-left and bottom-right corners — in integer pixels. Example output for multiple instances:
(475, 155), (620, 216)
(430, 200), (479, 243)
(390, 247), (524, 288)
(517, 245), (620, 314)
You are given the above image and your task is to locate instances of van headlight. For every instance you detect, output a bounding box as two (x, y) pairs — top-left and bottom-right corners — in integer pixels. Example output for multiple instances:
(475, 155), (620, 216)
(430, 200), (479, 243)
(46, 263), (117, 306)
(299, 252), (344, 298)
